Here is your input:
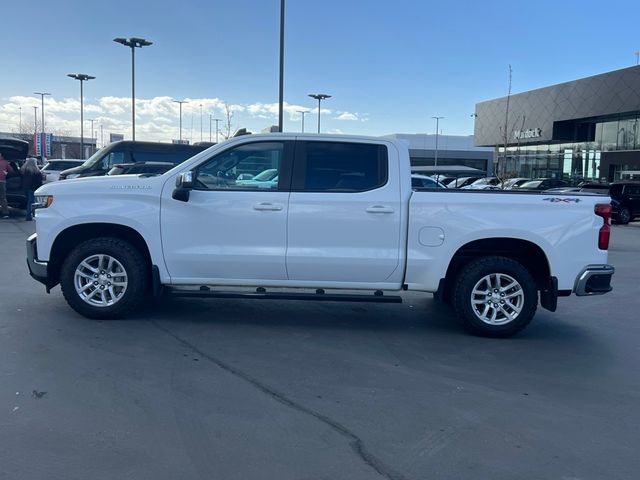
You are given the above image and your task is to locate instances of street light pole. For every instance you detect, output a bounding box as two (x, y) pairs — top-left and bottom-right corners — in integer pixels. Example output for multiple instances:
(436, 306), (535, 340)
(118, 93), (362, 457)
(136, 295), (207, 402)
(278, 0), (285, 132)
(200, 104), (203, 142)
(88, 119), (95, 155)
(296, 110), (308, 132)
(431, 116), (444, 167)
(173, 100), (187, 141)
(113, 37), (153, 141)
(67, 73), (95, 159)
(34, 92), (51, 161)
(308, 94), (331, 134)
(33, 107), (38, 154)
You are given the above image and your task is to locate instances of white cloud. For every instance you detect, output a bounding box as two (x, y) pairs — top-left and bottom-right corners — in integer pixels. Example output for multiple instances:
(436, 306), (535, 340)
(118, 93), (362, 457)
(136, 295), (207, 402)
(0, 95), (367, 144)
(335, 112), (359, 121)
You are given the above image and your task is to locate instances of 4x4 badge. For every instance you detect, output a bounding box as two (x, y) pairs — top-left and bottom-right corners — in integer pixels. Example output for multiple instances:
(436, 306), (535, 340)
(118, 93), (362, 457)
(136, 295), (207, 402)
(542, 197), (581, 203)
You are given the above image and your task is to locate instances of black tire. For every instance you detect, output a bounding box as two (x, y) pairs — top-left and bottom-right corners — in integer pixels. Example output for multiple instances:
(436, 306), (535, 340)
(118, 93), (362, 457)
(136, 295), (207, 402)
(617, 208), (631, 225)
(453, 256), (538, 338)
(60, 237), (149, 319)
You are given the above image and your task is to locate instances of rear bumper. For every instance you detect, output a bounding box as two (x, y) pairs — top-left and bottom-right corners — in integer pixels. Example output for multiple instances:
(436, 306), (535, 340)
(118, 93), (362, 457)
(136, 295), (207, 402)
(26, 234), (49, 287)
(574, 264), (615, 296)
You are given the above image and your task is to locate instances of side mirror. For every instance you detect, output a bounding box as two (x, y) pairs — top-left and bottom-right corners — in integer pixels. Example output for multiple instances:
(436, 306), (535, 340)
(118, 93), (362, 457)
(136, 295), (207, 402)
(172, 171), (194, 202)
(175, 171), (194, 189)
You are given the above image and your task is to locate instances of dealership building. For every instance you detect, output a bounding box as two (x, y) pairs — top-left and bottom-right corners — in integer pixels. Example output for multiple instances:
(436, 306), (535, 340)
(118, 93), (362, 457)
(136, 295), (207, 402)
(382, 133), (494, 172)
(474, 65), (640, 182)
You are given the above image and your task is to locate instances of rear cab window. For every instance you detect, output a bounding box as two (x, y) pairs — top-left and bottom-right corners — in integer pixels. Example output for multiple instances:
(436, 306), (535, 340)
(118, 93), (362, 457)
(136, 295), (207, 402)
(292, 141), (388, 192)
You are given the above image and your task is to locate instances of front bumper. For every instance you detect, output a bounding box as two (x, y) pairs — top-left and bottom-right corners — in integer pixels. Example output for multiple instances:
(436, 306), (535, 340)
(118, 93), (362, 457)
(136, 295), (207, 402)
(26, 234), (49, 288)
(574, 264), (615, 296)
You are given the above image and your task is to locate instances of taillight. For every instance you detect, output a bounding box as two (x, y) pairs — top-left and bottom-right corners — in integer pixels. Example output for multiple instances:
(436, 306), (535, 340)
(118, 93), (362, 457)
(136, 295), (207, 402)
(595, 203), (612, 250)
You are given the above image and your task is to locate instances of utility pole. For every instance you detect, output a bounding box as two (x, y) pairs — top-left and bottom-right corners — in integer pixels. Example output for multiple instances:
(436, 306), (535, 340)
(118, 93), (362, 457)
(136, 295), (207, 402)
(200, 104), (203, 142)
(19, 107), (22, 132)
(89, 119), (95, 155)
(100, 124), (104, 149)
(636, 50), (640, 65)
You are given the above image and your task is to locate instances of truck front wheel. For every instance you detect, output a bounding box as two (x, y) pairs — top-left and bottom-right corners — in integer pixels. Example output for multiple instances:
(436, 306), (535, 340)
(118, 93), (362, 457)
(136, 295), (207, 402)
(60, 237), (148, 319)
(453, 256), (537, 337)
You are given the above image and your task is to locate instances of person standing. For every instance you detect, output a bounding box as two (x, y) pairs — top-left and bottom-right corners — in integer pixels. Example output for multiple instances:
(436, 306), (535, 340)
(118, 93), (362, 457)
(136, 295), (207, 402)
(0, 153), (15, 219)
(21, 158), (43, 221)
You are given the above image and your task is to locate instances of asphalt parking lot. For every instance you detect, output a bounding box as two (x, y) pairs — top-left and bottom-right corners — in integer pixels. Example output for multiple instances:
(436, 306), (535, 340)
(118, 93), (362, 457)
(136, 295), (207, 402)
(1, 215), (639, 480)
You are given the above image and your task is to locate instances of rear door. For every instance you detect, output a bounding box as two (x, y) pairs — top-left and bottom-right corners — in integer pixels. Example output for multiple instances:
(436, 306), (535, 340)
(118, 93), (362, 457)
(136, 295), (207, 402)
(286, 140), (402, 284)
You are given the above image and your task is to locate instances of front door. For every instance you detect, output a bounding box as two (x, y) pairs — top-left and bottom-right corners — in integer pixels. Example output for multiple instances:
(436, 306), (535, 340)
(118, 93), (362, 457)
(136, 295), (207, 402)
(161, 141), (292, 284)
(286, 140), (402, 284)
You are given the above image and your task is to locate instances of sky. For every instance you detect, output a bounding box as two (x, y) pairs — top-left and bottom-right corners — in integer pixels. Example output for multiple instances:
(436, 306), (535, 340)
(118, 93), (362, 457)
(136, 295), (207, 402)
(1, 0), (639, 144)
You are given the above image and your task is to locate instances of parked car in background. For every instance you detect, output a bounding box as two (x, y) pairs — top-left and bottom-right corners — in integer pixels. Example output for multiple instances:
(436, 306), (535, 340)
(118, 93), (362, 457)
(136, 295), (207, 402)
(411, 174), (446, 189)
(446, 176), (483, 188)
(462, 177), (502, 189)
(41, 159), (85, 183)
(107, 161), (175, 176)
(58, 141), (211, 180)
(502, 178), (531, 189)
(516, 178), (569, 191)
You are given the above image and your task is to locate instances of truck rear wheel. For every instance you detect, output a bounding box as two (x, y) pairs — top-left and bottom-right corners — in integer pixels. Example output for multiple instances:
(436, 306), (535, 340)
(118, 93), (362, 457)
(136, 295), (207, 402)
(60, 237), (148, 319)
(453, 256), (537, 337)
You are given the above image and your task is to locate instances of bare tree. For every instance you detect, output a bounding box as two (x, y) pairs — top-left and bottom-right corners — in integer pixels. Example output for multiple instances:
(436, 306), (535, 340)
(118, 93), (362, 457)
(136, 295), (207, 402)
(222, 103), (235, 140)
(497, 64), (513, 182)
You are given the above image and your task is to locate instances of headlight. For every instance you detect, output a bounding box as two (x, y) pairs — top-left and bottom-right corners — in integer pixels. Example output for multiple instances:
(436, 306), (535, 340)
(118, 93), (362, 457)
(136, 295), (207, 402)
(33, 195), (54, 210)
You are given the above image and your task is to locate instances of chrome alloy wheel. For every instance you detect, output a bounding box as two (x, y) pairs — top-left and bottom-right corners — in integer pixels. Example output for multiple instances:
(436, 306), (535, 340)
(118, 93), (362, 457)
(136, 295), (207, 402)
(74, 254), (128, 307)
(470, 273), (524, 325)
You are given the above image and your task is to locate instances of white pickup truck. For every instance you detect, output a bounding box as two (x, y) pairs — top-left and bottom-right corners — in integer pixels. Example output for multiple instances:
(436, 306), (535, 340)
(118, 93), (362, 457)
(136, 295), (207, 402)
(27, 134), (614, 337)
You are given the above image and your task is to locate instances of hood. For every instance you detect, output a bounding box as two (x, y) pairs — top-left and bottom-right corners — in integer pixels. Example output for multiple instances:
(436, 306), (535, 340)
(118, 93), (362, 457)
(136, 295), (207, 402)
(37, 173), (165, 196)
(0, 137), (30, 161)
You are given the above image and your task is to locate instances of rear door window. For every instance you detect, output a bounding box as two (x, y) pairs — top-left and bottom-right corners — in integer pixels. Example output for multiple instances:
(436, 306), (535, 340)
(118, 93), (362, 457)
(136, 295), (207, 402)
(293, 141), (388, 192)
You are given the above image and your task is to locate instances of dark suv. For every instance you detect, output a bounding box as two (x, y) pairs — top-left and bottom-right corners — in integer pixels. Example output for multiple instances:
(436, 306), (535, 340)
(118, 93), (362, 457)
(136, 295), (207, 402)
(580, 181), (640, 224)
(608, 182), (640, 224)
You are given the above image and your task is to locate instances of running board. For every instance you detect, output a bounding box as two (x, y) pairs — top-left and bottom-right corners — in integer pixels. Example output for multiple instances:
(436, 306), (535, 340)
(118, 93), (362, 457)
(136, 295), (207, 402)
(167, 287), (402, 303)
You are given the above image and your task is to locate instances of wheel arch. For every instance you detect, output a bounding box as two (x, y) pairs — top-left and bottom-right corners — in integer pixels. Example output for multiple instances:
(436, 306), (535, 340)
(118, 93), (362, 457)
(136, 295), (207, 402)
(48, 223), (152, 287)
(439, 237), (551, 302)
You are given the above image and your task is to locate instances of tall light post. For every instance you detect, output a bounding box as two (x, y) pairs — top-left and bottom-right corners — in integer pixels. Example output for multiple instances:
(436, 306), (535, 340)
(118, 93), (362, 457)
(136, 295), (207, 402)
(308, 93), (331, 133)
(431, 116), (444, 167)
(113, 37), (153, 141)
(88, 119), (96, 155)
(19, 107), (22, 132)
(33, 107), (38, 154)
(199, 104), (203, 142)
(34, 92), (51, 160)
(296, 110), (308, 132)
(67, 73), (95, 159)
(278, 0), (285, 132)
(173, 99), (187, 141)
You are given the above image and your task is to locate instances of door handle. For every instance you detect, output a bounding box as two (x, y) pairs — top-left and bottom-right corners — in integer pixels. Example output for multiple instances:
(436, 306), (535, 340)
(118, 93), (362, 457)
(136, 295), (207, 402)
(253, 202), (283, 211)
(366, 205), (395, 214)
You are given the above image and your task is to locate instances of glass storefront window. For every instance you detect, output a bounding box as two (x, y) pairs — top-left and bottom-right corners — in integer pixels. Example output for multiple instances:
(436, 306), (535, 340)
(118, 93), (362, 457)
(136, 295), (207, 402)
(618, 117), (638, 150)
(601, 120), (619, 151)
